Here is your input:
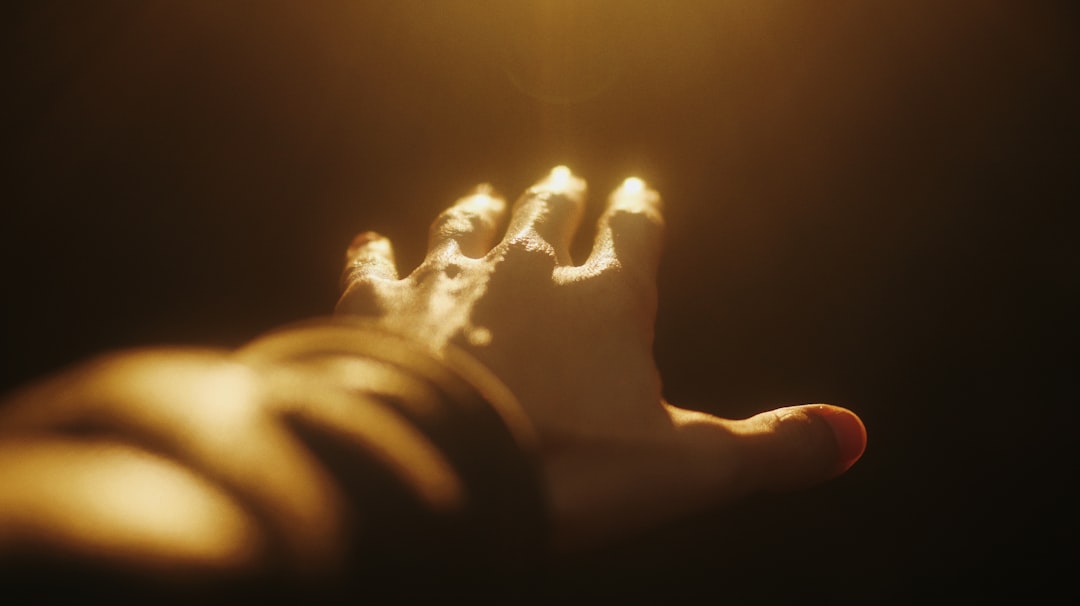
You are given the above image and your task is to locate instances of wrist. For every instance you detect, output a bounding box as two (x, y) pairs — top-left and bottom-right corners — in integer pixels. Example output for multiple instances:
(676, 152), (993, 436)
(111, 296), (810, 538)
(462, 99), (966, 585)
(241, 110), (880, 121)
(237, 317), (551, 570)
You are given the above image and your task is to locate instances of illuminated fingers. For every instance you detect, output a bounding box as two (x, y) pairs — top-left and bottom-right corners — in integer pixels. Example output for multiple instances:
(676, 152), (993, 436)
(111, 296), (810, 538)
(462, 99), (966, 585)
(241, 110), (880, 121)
(587, 177), (665, 285)
(340, 231), (398, 292)
(338, 170), (662, 298)
(503, 166), (588, 265)
(427, 185), (508, 259)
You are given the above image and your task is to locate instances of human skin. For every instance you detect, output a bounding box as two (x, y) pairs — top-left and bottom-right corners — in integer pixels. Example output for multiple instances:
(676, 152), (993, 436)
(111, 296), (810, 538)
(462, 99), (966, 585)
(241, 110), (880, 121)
(337, 166), (868, 551)
(0, 167), (866, 574)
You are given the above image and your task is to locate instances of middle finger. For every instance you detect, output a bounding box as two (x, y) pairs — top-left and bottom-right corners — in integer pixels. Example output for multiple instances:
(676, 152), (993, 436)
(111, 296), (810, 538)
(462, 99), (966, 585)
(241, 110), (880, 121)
(502, 166), (587, 265)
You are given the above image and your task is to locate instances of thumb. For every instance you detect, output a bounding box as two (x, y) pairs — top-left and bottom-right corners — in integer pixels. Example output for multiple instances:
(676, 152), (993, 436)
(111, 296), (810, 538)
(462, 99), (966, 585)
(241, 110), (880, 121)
(729, 404), (867, 493)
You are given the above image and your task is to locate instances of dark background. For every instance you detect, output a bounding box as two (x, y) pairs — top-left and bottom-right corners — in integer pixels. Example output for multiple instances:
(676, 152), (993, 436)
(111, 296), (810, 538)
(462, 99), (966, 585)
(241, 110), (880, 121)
(2, 1), (1076, 601)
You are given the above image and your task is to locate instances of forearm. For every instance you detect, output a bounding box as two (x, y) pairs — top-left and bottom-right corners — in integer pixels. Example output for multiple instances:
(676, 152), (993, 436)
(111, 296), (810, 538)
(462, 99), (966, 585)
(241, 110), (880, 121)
(0, 319), (547, 598)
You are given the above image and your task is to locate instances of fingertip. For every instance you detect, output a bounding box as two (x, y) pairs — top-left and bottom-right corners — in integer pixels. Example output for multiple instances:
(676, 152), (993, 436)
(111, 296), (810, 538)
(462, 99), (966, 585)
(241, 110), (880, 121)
(621, 176), (646, 195)
(608, 176), (663, 220)
(472, 182), (497, 197)
(531, 165), (587, 202)
(808, 404), (867, 475)
(461, 184), (507, 215)
(551, 165), (573, 185)
(340, 230), (399, 292)
(736, 403), (866, 492)
(347, 231), (388, 256)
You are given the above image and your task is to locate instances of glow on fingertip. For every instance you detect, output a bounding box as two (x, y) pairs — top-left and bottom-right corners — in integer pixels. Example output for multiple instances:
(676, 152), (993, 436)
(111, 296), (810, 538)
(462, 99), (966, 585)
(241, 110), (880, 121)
(622, 177), (646, 195)
(464, 195), (501, 213)
(460, 184), (504, 212)
(550, 165), (573, 188)
(473, 182), (496, 197)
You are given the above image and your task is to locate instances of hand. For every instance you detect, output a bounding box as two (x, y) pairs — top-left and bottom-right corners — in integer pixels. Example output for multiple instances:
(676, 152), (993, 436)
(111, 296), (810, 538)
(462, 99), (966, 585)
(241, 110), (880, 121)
(336, 166), (867, 550)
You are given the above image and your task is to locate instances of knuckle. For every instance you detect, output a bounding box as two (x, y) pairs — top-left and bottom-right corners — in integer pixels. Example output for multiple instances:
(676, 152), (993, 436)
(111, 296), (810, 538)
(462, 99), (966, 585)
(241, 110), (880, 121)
(343, 257), (389, 278)
(496, 233), (560, 270)
(513, 191), (582, 228)
(339, 260), (395, 293)
(340, 265), (368, 288)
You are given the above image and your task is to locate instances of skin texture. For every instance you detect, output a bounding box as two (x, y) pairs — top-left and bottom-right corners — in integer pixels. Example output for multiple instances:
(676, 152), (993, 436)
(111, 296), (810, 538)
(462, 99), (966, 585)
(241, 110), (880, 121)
(0, 166), (868, 582)
(336, 167), (868, 550)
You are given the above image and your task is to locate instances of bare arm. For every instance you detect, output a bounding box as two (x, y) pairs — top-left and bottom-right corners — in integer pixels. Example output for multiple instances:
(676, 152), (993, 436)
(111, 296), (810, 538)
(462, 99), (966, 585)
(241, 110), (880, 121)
(0, 167), (865, 597)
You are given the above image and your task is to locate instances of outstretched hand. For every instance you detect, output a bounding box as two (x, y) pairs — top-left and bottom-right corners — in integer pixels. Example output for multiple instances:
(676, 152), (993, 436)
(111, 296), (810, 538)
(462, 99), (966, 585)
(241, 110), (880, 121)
(336, 167), (866, 550)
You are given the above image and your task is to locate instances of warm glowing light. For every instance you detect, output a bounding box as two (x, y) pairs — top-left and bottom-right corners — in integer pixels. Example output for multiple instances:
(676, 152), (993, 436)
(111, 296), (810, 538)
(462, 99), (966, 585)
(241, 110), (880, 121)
(550, 165), (573, 189)
(527, 164), (585, 203)
(610, 175), (661, 219)
(473, 182), (495, 196)
(461, 189), (504, 214)
(622, 176), (646, 195)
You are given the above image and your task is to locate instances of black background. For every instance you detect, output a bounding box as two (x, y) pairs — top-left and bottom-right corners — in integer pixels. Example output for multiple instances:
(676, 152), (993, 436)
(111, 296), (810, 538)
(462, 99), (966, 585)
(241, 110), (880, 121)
(2, 1), (1076, 601)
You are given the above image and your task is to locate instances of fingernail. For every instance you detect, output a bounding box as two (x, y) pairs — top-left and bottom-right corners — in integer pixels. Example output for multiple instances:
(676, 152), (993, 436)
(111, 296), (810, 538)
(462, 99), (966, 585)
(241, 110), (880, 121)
(814, 405), (867, 474)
